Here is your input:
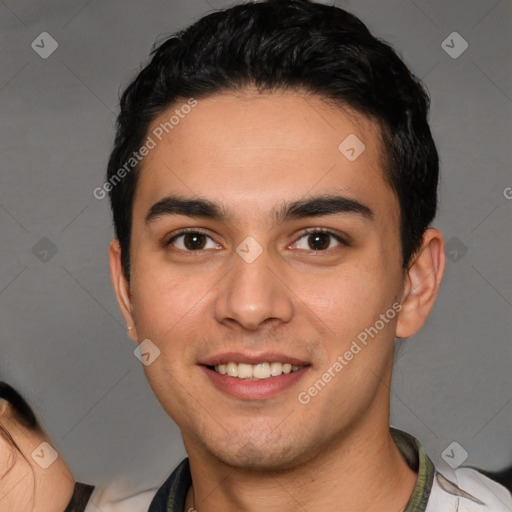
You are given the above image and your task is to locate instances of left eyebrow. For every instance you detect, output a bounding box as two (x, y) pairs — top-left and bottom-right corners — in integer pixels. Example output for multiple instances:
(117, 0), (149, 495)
(144, 193), (373, 226)
(273, 194), (374, 224)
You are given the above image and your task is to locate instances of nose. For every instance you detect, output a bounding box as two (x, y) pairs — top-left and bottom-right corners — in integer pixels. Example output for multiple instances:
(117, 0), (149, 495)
(214, 246), (294, 331)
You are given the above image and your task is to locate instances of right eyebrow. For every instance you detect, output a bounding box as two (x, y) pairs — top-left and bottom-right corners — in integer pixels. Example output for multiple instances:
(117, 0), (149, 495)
(145, 195), (232, 225)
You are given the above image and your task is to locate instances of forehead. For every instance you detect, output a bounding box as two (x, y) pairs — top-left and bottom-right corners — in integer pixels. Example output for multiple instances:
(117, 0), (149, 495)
(133, 90), (397, 223)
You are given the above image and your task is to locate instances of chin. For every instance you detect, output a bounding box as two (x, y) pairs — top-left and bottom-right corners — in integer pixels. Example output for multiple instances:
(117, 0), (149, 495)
(203, 432), (317, 474)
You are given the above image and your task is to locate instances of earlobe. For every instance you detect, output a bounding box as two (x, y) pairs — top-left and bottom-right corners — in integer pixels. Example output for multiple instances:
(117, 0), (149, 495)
(108, 240), (139, 342)
(396, 228), (446, 339)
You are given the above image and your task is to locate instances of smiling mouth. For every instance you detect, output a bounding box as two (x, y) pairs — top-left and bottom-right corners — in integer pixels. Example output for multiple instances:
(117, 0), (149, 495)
(206, 362), (308, 380)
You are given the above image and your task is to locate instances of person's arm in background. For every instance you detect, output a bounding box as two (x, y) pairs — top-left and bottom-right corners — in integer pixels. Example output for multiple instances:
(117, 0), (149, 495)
(0, 382), (157, 512)
(0, 381), (78, 511)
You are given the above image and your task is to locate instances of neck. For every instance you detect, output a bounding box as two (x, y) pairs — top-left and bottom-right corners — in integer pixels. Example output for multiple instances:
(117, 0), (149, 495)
(184, 420), (417, 512)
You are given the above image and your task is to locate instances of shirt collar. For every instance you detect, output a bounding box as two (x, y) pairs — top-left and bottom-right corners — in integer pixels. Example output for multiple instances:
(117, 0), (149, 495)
(149, 428), (435, 512)
(391, 427), (435, 512)
(64, 482), (95, 512)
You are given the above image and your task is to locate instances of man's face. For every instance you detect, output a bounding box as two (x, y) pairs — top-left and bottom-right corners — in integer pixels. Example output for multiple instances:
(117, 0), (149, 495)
(118, 91), (406, 470)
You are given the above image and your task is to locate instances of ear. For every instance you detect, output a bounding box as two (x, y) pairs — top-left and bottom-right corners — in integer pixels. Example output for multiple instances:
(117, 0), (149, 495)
(396, 228), (446, 339)
(109, 239), (139, 342)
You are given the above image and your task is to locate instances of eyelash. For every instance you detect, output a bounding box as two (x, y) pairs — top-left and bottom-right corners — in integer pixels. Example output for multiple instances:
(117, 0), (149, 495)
(297, 228), (348, 249)
(165, 228), (218, 253)
(165, 228), (348, 253)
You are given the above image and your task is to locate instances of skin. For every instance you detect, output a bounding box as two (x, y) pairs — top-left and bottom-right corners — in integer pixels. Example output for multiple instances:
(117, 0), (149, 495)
(110, 89), (445, 512)
(0, 400), (75, 512)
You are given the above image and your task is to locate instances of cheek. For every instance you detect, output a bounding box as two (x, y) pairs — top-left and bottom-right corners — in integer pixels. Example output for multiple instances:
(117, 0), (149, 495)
(130, 263), (214, 342)
(297, 259), (401, 371)
(304, 263), (389, 321)
(0, 435), (16, 477)
(0, 442), (34, 507)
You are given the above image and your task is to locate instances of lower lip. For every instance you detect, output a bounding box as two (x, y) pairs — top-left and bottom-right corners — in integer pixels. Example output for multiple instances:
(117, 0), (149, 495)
(200, 365), (310, 400)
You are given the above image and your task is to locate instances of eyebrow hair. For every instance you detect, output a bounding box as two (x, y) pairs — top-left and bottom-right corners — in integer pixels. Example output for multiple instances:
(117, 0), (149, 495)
(273, 194), (373, 224)
(145, 196), (231, 225)
(144, 194), (373, 226)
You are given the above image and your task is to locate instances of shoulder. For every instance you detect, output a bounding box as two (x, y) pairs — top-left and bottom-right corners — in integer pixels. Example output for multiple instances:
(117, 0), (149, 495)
(84, 479), (158, 512)
(427, 466), (512, 511)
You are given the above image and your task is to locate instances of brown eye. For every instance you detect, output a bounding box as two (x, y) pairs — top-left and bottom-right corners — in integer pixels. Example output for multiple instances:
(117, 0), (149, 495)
(183, 233), (207, 250)
(307, 232), (331, 250)
(293, 230), (346, 251)
(167, 231), (220, 251)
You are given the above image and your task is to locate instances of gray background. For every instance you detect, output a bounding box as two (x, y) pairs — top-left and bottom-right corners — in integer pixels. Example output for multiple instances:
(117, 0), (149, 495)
(0, 0), (510, 489)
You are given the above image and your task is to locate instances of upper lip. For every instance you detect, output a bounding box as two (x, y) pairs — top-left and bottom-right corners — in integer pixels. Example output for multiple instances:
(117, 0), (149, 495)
(199, 352), (310, 366)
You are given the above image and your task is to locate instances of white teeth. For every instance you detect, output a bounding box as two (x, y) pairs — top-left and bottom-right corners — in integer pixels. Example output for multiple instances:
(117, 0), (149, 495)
(253, 362), (270, 379)
(269, 362), (282, 376)
(237, 363), (253, 379)
(213, 362), (304, 379)
(226, 362), (238, 377)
